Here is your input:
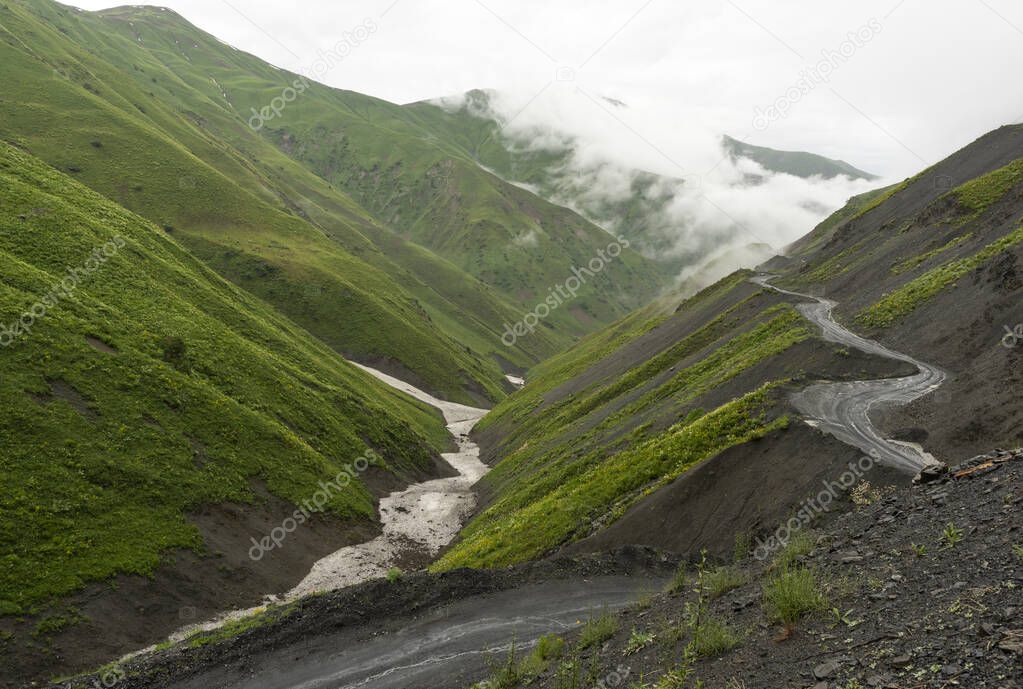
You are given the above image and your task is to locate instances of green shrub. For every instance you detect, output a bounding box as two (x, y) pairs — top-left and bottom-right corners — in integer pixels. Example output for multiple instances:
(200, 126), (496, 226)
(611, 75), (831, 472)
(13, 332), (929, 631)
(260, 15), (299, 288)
(666, 563), (688, 594)
(701, 566), (748, 599)
(772, 531), (816, 570)
(655, 666), (692, 689)
(160, 335), (189, 371)
(763, 567), (828, 625)
(33, 612), (81, 637)
(518, 633), (564, 676)
(578, 610), (618, 649)
(690, 615), (741, 657)
(480, 643), (521, 689)
(942, 522), (964, 549)
(732, 532), (752, 562)
(552, 652), (583, 689)
(624, 627), (655, 655)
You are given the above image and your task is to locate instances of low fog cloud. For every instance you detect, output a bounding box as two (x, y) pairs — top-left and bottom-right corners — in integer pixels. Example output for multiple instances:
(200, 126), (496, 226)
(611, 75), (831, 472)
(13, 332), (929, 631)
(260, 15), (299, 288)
(68, 0), (1023, 287)
(440, 87), (879, 288)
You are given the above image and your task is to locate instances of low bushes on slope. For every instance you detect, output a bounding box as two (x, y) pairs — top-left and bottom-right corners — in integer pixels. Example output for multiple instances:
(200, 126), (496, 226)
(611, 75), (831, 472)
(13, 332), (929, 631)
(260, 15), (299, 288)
(858, 224), (1023, 328)
(951, 155), (1023, 220)
(473, 303), (807, 528)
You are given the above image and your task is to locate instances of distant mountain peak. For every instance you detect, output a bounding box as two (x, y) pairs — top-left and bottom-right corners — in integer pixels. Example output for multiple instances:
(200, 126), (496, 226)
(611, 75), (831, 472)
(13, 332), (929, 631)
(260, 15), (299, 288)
(722, 134), (878, 181)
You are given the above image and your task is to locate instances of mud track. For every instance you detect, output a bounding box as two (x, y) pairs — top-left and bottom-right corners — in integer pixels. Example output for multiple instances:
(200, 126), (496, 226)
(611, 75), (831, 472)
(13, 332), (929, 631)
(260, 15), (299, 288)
(752, 274), (945, 472)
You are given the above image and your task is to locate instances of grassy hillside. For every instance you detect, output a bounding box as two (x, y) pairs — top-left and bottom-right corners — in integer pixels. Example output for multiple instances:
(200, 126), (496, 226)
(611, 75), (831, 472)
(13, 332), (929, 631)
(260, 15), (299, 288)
(59, 3), (665, 336)
(0, 141), (449, 614)
(436, 384), (787, 569)
(434, 272), (833, 570)
(0, 0), (619, 402)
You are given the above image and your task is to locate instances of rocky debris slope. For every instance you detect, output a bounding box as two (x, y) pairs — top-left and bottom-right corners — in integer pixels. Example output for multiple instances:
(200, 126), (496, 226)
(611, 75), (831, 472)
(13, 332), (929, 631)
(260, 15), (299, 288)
(515, 449), (1023, 689)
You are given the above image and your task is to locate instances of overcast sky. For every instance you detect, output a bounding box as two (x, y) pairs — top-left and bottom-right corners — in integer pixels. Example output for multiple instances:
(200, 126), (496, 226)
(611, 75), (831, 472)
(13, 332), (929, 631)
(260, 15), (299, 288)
(64, 0), (1023, 180)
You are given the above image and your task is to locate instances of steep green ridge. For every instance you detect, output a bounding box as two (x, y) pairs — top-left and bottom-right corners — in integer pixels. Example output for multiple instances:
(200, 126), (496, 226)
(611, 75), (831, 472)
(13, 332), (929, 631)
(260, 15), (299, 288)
(438, 273), (812, 569)
(0, 142), (447, 612)
(1, 0), (647, 402)
(721, 135), (878, 180)
(45, 3), (666, 337)
(435, 385), (786, 569)
(252, 95), (664, 333)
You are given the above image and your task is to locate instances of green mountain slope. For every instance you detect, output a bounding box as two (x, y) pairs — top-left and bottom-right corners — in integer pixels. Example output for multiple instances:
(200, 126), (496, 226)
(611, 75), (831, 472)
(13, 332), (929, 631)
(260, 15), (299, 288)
(0, 0), (617, 403)
(0, 140), (448, 614)
(434, 271), (825, 569)
(70, 3), (664, 336)
(403, 90), (692, 268)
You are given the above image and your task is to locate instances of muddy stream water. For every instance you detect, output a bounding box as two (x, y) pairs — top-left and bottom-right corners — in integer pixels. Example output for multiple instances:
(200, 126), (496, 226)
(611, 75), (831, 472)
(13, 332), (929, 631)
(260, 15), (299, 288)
(155, 364), (489, 645)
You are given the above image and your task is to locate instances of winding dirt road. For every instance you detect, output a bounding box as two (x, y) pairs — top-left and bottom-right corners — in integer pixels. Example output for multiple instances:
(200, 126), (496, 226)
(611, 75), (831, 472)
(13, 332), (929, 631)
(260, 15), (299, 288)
(164, 577), (660, 689)
(752, 275), (945, 472)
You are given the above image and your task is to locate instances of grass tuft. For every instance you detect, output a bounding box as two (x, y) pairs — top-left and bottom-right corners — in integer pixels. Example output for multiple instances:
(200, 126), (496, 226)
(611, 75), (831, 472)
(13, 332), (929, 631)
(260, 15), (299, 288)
(690, 615), (741, 657)
(772, 531), (816, 570)
(701, 566), (748, 599)
(578, 610), (618, 650)
(763, 567), (828, 625)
